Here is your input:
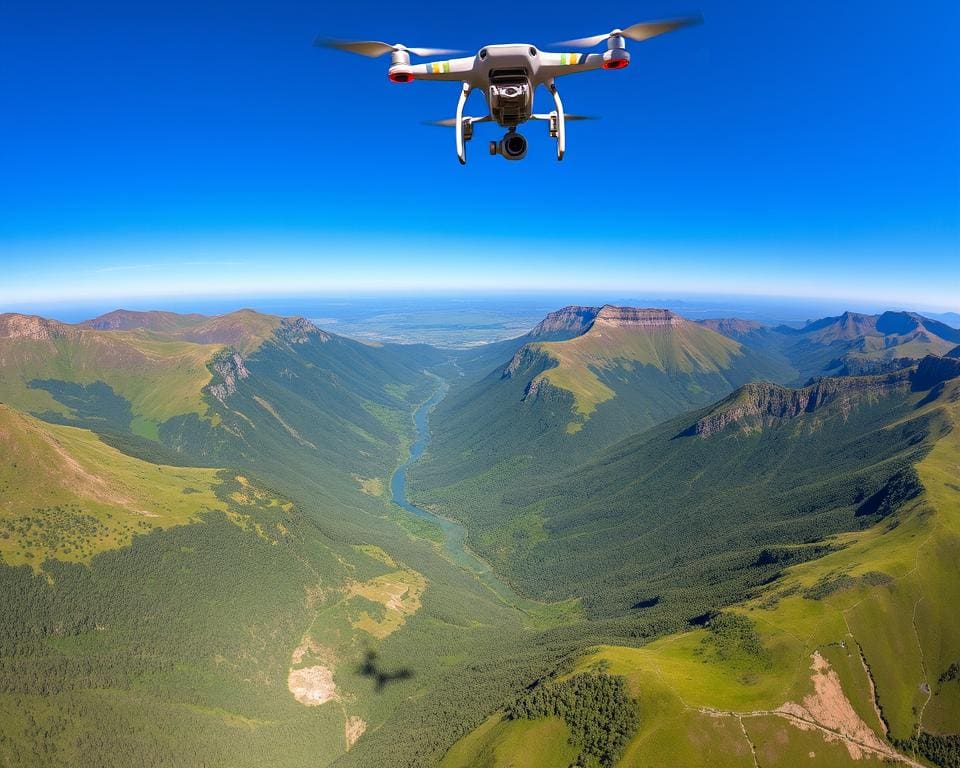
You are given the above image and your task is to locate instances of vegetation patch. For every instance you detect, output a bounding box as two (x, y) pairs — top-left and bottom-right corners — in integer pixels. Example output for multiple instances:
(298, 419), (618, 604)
(696, 613), (771, 673)
(505, 672), (639, 767)
(352, 475), (385, 497)
(347, 566), (426, 639)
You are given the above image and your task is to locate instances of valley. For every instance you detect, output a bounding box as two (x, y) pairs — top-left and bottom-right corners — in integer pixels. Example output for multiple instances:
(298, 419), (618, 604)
(0, 304), (957, 767)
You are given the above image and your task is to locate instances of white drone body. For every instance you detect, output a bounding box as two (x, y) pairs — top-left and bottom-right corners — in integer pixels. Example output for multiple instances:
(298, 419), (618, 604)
(319, 16), (700, 164)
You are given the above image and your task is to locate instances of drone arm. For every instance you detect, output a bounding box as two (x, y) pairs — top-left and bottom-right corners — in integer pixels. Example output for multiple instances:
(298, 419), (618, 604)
(407, 56), (477, 81)
(537, 52), (605, 79)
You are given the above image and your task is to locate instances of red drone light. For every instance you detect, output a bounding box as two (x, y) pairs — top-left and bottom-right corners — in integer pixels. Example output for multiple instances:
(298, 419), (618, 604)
(602, 58), (630, 70)
(389, 72), (414, 84)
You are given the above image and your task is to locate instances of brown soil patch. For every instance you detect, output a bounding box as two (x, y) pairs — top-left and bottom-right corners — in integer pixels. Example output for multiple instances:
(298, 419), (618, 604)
(287, 665), (337, 706)
(777, 651), (897, 760)
(345, 715), (367, 748)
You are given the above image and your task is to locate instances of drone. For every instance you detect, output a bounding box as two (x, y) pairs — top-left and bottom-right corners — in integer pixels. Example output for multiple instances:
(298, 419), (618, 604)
(317, 16), (701, 164)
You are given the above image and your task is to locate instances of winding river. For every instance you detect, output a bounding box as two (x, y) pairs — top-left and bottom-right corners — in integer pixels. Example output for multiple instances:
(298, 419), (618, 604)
(390, 376), (525, 605)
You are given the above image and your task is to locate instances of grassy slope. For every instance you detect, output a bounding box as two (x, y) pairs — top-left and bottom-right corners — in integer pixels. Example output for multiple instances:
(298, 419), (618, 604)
(0, 404), (226, 566)
(440, 715), (578, 768)
(0, 330), (224, 422)
(533, 321), (743, 419)
(442, 377), (960, 766)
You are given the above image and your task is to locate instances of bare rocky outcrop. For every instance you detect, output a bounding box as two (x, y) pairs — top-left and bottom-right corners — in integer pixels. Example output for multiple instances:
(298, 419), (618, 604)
(0, 313), (69, 341)
(503, 344), (547, 379)
(276, 316), (330, 345)
(529, 305), (599, 337)
(208, 352), (250, 403)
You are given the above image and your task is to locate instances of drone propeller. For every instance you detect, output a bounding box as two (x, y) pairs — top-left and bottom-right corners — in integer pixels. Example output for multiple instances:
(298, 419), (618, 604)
(315, 38), (462, 58)
(555, 15), (702, 48)
(424, 116), (492, 127)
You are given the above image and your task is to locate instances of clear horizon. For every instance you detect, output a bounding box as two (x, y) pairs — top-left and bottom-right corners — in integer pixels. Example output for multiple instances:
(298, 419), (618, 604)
(3, 0), (958, 313)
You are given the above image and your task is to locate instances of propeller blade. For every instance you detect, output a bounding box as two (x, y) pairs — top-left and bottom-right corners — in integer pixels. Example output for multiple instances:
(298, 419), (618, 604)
(314, 38), (395, 57)
(315, 39), (463, 58)
(620, 15), (703, 42)
(554, 33), (610, 48)
(423, 116), (491, 127)
(406, 46), (464, 57)
(555, 14), (702, 48)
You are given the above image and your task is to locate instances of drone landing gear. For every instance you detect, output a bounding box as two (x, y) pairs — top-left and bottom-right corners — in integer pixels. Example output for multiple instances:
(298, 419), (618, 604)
(548, 80), (566, 161)
(455, 82), (472, 165)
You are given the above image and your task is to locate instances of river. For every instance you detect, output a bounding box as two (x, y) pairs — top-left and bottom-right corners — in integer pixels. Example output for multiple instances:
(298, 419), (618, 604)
(390, 375), (532, 606)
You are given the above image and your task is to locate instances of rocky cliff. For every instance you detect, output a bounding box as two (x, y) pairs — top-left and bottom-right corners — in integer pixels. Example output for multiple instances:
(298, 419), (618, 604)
(208, 352), (250, 403)
(591, 305), (685, 329)
(275, 317), (330, 345)
(528, 306), (599, 337)
(682, 371), (912, 437)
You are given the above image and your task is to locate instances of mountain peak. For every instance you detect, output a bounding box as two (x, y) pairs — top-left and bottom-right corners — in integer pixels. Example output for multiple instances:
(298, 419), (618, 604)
(81, 309), (206, 332)
(0, 313), (69, 341)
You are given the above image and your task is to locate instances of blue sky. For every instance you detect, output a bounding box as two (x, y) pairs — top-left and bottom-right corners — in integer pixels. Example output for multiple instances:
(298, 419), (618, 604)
(1, 0), (958, 310)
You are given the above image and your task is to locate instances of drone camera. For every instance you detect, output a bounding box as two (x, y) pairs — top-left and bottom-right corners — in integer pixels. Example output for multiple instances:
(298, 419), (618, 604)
(490, 131), (527, 161)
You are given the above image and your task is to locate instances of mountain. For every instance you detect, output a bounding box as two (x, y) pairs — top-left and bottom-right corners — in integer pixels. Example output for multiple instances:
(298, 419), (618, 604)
(427, 357), (957, 620)
(443, 354), (960, 767)
(774, 310), (960, 378)
(409, 305), (790, 534)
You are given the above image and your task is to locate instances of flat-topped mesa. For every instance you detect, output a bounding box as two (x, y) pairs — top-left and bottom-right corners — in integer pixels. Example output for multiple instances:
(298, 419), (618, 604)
(0, 313), (69, 341)
(529, 305), (599, 337)
(683, 372), (912, 438)
(591, 306), (685, 329)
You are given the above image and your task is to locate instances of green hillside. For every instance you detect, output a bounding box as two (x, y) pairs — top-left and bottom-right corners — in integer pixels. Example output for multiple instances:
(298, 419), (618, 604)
(418, 358), (955, 620)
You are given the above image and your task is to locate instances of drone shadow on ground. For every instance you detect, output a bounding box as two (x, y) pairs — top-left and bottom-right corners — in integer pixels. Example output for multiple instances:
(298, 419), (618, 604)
(357, 649), (414, 692)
